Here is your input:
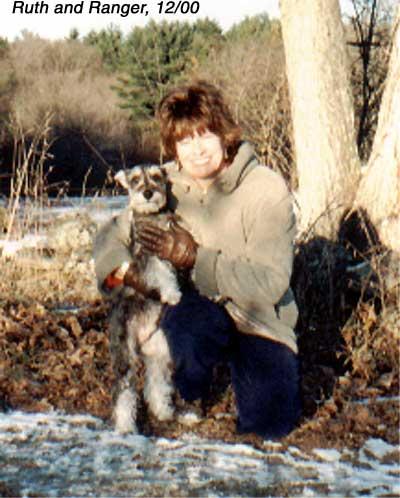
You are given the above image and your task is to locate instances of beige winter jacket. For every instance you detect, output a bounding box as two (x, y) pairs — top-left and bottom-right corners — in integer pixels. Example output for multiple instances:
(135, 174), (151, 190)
(93, 142), (298, 353)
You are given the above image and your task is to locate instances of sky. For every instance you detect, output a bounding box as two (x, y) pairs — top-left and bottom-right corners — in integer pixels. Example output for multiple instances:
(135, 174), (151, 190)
(1, 0), (354, 41)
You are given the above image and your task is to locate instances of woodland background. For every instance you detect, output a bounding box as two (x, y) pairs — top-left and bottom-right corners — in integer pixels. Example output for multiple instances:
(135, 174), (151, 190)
(0, 3), (393, 195)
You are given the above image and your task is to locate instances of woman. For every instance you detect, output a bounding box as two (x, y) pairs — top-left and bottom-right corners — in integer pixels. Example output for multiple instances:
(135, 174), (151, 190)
(95, 81), (301, 439)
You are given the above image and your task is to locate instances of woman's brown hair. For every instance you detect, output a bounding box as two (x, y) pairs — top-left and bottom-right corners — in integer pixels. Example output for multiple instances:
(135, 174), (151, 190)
(157, 80), (242, 163)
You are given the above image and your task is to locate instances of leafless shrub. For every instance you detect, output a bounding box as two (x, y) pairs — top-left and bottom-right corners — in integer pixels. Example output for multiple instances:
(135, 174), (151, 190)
(5, 112), (54, 239)
(345, 0), (394, 162)
(341, 250), (399, 385)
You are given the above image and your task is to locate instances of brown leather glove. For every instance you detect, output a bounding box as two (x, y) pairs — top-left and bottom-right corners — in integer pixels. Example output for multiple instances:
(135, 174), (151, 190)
(137, 219), (198, 270)
(123, 261), (161, 300)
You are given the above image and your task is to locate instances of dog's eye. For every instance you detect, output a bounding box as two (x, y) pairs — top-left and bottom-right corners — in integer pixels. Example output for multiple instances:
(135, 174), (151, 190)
(150, 173), (163, 181)
(129, 176), (141, 184)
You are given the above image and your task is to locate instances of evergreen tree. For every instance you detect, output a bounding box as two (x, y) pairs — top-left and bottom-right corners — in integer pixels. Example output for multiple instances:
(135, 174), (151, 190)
(68, 28), (80, 41)
(116, 19), (221, 124)
(189, 18), (224, 64)
(226, 13), (272, 42)
(84, 25), (123, 71)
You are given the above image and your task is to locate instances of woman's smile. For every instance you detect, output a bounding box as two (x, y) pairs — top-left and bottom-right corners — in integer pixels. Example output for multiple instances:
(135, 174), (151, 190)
(176, 129), (224, 182)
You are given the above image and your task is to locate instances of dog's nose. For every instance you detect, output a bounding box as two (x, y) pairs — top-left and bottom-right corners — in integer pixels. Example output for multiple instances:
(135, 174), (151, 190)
(143, 190), (153, 200)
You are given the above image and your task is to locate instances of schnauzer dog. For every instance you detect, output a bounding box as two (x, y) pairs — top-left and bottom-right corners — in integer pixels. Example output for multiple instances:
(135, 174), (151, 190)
(109, 165), (181, 434)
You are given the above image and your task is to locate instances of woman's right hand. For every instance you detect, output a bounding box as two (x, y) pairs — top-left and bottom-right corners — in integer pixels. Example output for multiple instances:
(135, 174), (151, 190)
(136, 219), (198, 270)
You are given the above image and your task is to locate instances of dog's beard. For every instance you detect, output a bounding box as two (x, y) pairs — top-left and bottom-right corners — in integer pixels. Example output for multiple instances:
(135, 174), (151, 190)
(129, 191), (166, 214)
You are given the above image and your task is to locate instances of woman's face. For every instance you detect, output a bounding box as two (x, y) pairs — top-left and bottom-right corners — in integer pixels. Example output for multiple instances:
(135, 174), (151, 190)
(175, 129), (224, 181)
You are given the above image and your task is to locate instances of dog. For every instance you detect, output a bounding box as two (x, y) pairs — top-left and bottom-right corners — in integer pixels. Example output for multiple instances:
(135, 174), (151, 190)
(109, 164), (181, 434)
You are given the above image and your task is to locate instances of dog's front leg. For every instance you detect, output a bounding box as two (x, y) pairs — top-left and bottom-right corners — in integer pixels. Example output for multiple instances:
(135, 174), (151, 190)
(144, 257), (182, 305)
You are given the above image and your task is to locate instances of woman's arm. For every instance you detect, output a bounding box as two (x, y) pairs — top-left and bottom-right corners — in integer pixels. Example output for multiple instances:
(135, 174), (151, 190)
(93, 210), (133, 295)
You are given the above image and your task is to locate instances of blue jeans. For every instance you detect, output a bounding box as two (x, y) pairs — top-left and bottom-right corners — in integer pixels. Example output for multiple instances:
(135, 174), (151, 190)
(161, 287), (301, 439)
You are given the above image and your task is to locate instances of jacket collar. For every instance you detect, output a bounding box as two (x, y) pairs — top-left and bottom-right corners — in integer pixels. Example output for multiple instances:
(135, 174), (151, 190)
(167, 141), (257, 194)
(214, 141), (257, 193)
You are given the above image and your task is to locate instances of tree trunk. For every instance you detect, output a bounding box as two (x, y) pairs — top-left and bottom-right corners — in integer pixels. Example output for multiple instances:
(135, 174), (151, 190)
(355, 6), (400, 252)
(280, 0), (361, 239)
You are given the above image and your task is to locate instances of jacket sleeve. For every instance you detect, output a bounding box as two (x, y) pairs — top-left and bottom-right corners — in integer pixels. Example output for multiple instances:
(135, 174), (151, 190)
(93, 210), (133, 296)
(192, 177), (296, 310)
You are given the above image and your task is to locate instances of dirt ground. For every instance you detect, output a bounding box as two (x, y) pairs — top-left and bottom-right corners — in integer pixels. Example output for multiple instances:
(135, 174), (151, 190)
(0, 296), (398, 454)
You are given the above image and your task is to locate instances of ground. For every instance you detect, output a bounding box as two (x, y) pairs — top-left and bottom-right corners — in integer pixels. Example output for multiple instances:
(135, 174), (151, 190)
(0, 297), (398, 454)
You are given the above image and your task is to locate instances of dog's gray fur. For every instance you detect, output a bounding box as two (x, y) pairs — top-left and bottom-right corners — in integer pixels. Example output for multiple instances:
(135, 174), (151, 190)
(110, 165), (181, 434)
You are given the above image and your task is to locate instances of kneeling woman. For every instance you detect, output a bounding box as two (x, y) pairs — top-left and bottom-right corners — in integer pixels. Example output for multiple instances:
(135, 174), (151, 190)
(96, 81), (301, 439)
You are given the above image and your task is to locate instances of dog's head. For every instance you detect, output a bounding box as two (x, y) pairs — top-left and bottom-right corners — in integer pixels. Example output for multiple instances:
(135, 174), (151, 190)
(115, 165), (168, 214)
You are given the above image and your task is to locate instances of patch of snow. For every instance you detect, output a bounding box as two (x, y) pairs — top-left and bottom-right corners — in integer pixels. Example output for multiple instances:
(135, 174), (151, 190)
(353, 395), (400, 405)
(0, 411), (399, 497)
(363, 438), (397, 460)
(39, 195), (127, 227)
(313, 448), (342, 462)
(0, 234), (47, 257)
(177, 411), (202, 426)
(0, 195), (127, 258)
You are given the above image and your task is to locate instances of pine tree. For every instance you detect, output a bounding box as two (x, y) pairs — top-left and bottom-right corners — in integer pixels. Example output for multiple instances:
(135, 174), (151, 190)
(68, 28), (80, 41)
(226, 13), (272, 42)
(84, 25), (123, 71)
(115, 19), (222, 125)
(189, 18), (224, 65)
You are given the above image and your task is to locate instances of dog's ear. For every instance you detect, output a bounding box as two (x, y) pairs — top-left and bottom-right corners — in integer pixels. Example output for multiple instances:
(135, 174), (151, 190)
(114, 170), (129, 189)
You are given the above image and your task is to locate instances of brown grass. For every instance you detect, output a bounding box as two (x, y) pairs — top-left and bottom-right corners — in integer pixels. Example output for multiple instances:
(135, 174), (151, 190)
(0, 116), (101, 305)
(8, 34), (135, 150)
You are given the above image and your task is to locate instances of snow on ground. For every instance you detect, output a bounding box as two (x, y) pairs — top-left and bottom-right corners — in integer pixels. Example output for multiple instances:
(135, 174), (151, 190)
(29, 195), (126, 226)
(0, 195), (125, 257)
(0, 233), (48, 257)
(0, 411), (399, 497)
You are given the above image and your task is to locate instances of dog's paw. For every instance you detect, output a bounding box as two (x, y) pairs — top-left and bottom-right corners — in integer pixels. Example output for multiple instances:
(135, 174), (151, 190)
(114, 419), (138, 435)
(154, 404), (174, 422)
(113, 389), (138, 434)
(161, 289), (182, 306)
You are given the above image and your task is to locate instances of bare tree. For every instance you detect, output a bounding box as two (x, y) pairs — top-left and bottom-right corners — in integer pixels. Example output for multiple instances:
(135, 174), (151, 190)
(281, 0), (399, 252)
(280, 0), (361, 239)
(347, 0), (394, 161)
(355, 6), (400, 251)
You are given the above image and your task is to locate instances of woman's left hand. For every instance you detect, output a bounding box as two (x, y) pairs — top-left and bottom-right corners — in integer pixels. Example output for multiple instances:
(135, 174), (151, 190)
(137, 219), (198, 270)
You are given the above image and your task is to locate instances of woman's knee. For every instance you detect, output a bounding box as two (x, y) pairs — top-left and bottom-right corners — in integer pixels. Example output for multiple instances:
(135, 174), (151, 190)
(174, 361), (213, 401)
